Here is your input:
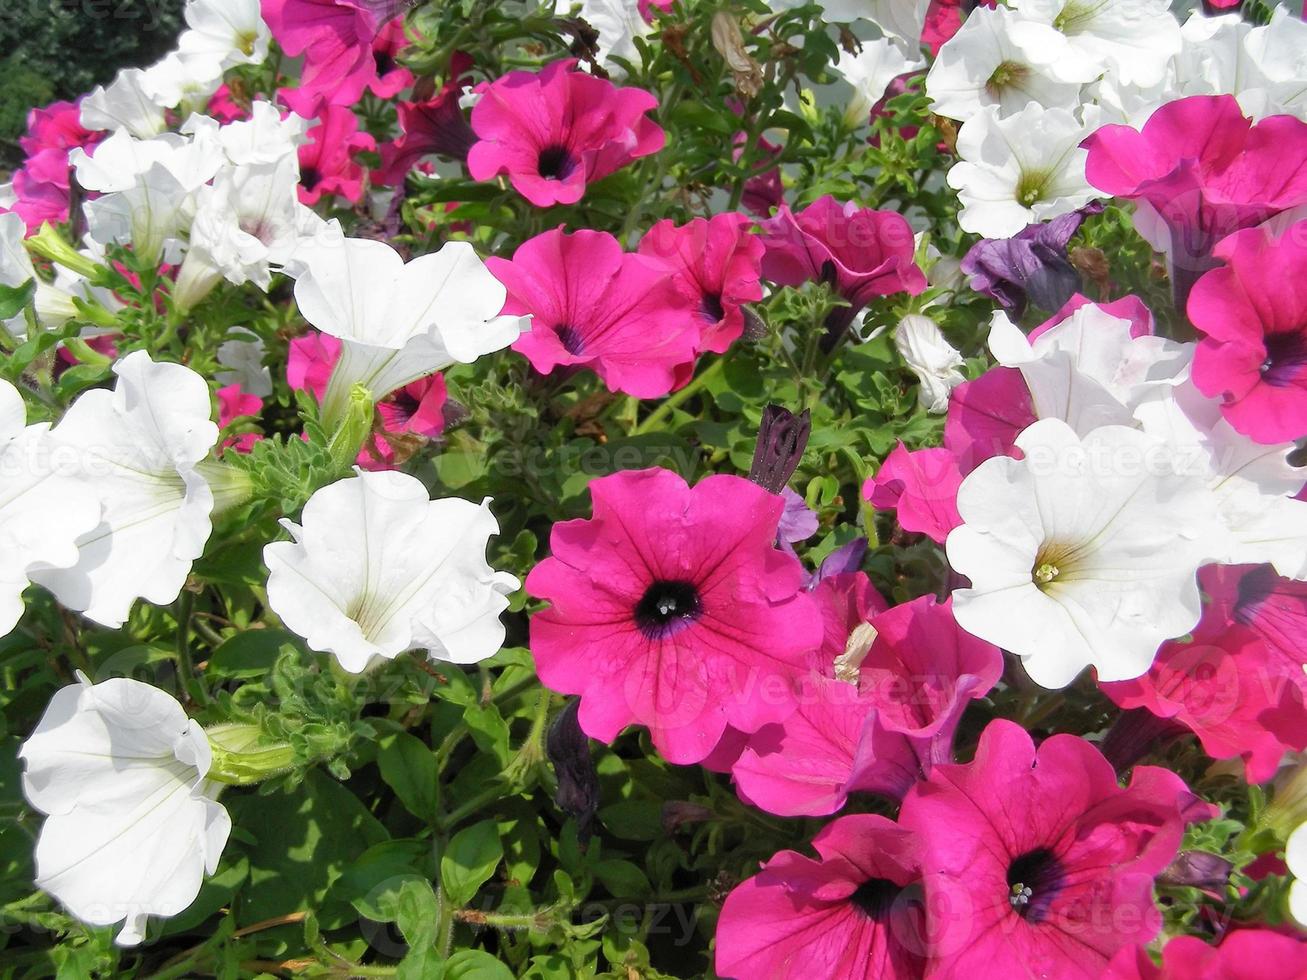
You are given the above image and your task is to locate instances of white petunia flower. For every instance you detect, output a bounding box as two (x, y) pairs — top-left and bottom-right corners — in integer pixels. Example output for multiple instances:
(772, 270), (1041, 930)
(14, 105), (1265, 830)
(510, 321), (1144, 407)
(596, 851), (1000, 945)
(833, 38), (924, 126)
(32, 352), (220, 628)
(178, 0), (271, 69)
(817, 0), (930, 50)
(1008, 0), (1182, 89)
(947, 418), (1219, 687)
(139, 51), (226, 115)
(0, 379), (101, 635)
(207, 101), (310, 167)
(987, 304), (1190, 437)
(286, 230), (527, 427)
(947, 103), (1100, 239)
(1289, 822), (1307, 928)
(1135, 384), (1307, 582)
(1171, 10), (1307, 122)
(577, 0), (651, 74)
(0, 213), (79, 335)
(215, 329), (273, 397)
(19, 674), (229, 947)
(894, 313), (965, 413)
(80, 68), (167, 139)
(264, 469), (520, 673)
(926, 5), (1083, 121)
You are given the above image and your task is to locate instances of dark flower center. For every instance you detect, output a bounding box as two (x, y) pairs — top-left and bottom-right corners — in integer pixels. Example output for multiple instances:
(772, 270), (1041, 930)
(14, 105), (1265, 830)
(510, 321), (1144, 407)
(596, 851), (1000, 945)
(634, 580), (702, 639)
(554, 325), (585, 355)
(537, 144), (576, 181)
(1260, 331), (1307, 387)
(301, 166), (322, 191)
(375, 50), (395, 76)
(849, 877), (902, 921)
(387, 388), (421, 426)
(1006, 847), (1064, 923)
(699, 292), (726, 324)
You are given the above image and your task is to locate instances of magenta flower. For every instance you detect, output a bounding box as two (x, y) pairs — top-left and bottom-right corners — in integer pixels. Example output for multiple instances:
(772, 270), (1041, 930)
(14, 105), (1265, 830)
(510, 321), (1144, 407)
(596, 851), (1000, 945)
(376, 56), (476, 184)
(760, 196), (925, 348)
(297, 105), (375, 204)
(812, 569), (886, 663)
(3, 97), (102, 232)
(714, 814), (930, 980)
(1203, 563), (1307, 700)
(1101, 611), (1307, 784)
(942, 367), (1035, 473)
(863, 443), (963, 544)
(287, 330), (340, 399)
(367, 17), (414, 100)
(637, 213), (764, 355)
(487, 228), (698, 398)
(1029, 292), (1155, 342)
(1082, 95), (1307, 308)
(1188, 219), (1307, 444)
(899, 720), (1198, 979)
(265, 0), (397, 115)
(525, 468), (823, 764)
(466, 60), (664, 207)
(1104, 929), (1307, 979)
(216, 384), (263, 455)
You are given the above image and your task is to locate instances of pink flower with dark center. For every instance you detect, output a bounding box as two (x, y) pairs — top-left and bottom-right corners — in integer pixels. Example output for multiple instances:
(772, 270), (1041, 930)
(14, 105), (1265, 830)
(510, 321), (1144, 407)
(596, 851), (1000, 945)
(899, 720), (1200, 979)
(376, 55), (476, 184)
(1101, 609), (1307, 784)
(1187, 219), (1307, 444)
(466, 59), (664, 207)
(1104, 929), (1307, 979)
(863, 443), (963, 544)
(636, 213), (764, 355)
(760, 196), (925, 350)
(525, 467), (824, 764)
(1082, 95), (1307, 309)
(942, 367), (1035, 473)
(264, 0), (398, 115)
(714, 814), (930, 980)
(297, 105), (375, 204)
(217, 384), (264, 455)
(1203, 563), (1307, 697)
(366, 17), (414, 99)
(487, 228), (698, 398)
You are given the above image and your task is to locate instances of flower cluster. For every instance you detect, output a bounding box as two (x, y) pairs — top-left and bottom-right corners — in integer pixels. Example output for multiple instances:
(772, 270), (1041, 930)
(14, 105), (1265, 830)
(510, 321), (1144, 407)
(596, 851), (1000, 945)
(0, 0), (1305, 975)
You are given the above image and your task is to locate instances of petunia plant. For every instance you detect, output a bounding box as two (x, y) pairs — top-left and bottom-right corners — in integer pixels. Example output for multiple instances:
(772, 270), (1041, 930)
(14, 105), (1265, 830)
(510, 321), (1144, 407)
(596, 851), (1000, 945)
(1, 0), (1306, 977)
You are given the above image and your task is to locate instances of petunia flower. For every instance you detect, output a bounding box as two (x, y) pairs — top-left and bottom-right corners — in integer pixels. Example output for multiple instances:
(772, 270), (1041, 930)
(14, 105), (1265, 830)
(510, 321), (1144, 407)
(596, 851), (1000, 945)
(32, 352), (221, 629)
(376, 63), (477, 184)
(264, 0), (389, 116)
(947, 103), (1100, 239)
(833, 38), (925, 127)
(1187, 218), (1307, 445)
(942, 365), (1036, 473)
(287, 230), (525, 428)
(488, 228), (698, 398)
(216, 383), (263, 455)
(361, 375), (449, 471)
(714, 813), (929, 980)
(178, 0), (271, 68)
(1202, 563), (1307, 701)
(636, 213), (765, 355)
(576, 0), (655, 75)
(297, 105), (376, 205)
(466, 59), (664, 207)
(1082, 95), (1307, 308)
(0, 212), (80, 334)
(893, 313), (965, 413)
(80, 67), (167, 139)
(899, 719), (1198, 979)
(947, 418), (1219, 687)
(863, 442), (963, 544)
(1006, 0), (1182, 89)
(19, 674), (230, 947)
(264, 469), (519, 673)
(926, 4), (1082, 120)
(526, 468), (824, 765)
(759, 195), (925, 348)
(0, 378), (101, 636)
(1104, 929), (1307, 979)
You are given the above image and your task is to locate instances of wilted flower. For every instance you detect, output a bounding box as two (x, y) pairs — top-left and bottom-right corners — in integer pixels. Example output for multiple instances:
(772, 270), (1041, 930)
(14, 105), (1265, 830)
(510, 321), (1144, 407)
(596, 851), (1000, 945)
(894, 314), (965, 413)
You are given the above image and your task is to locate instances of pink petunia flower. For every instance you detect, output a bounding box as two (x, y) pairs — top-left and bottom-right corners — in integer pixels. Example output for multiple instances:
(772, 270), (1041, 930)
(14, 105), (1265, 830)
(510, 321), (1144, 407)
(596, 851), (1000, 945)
(636, 213), (764, 355)
(1187, 219), (1307, 444)
(375, 54), (476, 184)
(1082, 95), (1307, 309)
(899, 720), (1201, 979)
(466, 59), (664, 207)
(217, 384), (264, 455)
(287, 330), (341, 399)
(1104, 929), (1307, 979)
(1101, 610), (1307, 784)
(863, 443), (963, 544)
(487, 228), (698, 398)
(714, 813), (930, 980)
(525, 467), (824, 764)
(942, 367), (1035, 473)
(264, 0), (400, 115)
(206, 85), (250, 124)
(1203, 563), (1307, 698)
(1030, 292), (1155, 342)
(297, 104), (376, 204)
(3, 98), (103, 232)
(812, 569), (887, 663)
(760, 195), (925, 350)
(366, 17), (414, 99)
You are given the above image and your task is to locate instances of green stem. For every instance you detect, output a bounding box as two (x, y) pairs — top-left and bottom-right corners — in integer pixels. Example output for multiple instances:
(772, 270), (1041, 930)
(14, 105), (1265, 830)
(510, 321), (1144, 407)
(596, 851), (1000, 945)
(633, 357), (726, 435)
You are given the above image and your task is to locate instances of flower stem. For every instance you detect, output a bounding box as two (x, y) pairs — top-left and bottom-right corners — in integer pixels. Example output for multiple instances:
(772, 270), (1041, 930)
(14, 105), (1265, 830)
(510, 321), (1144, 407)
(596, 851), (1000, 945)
(634, 357), (725, 435)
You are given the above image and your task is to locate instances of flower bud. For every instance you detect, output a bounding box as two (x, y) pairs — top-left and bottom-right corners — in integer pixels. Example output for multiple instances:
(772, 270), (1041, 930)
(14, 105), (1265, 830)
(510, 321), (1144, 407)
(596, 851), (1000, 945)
(748, 404), (811, 495)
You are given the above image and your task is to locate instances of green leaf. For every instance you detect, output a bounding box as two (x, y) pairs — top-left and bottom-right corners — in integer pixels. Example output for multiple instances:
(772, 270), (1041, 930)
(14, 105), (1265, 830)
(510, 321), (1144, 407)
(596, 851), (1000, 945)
(379, 732), (440, 823)
(0, 279), (35, 321)
(394, 877), (440, 948)
(442, 949), (515, 980)
(592, 859), (651, 900)
(440, 820), (503, 907)
(207, 630), (301, 679)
